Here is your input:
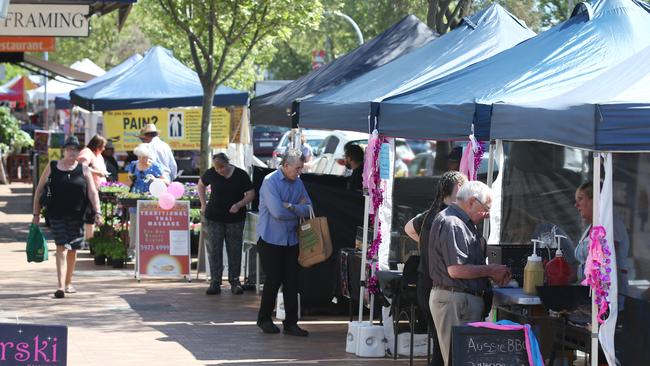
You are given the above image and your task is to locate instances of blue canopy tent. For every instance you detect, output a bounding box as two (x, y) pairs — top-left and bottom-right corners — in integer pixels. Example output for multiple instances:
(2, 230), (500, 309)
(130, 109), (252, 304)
(299, 4), (535, 133)
(491, 43), (650, 151)
(69, 53), (143, 110)
(70, 46), (248, 111)
(250, 15), (436, 128)
(378, 0), (650, 141)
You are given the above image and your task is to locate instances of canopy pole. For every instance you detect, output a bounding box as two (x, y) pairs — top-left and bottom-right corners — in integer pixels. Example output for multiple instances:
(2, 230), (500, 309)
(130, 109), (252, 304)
(358, 193), (370, 322)
(591, 153), (601, 366)
(483, 140), (495, 238)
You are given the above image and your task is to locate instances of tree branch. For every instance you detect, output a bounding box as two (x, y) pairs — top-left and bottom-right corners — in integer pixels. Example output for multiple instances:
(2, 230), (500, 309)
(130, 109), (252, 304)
(158, 0), (211, 61)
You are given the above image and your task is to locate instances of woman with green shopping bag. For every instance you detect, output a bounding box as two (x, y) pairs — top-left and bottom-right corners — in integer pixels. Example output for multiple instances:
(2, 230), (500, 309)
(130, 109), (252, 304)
(32, 136), (101, 299)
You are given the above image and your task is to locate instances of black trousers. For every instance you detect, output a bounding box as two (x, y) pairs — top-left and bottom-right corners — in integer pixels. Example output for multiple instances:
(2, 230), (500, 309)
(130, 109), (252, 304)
(417, 272), (444, 366)
(257, 238), (299, 327)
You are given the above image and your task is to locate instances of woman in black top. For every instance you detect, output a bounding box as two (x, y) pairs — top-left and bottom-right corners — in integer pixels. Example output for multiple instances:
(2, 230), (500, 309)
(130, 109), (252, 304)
(33, 136), (101, 299)
(404, 171), (467, 366)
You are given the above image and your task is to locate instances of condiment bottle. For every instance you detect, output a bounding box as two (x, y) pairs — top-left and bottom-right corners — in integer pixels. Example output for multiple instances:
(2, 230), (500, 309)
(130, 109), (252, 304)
(523, 240), (545, 295)
(545, 248), (571, 286)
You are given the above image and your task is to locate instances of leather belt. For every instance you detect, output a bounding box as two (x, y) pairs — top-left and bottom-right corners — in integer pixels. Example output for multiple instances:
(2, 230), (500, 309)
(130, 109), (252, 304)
(434, 284), (486, 298)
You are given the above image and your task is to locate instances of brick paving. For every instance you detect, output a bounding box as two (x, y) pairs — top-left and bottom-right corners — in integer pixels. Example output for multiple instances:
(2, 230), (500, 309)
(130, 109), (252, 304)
(0, 182), (420, 365)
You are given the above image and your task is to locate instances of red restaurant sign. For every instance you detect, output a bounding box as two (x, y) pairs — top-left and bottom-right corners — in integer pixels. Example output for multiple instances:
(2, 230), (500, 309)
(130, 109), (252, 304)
(0, 37), (55, 52)
(136, 200), (191, 279)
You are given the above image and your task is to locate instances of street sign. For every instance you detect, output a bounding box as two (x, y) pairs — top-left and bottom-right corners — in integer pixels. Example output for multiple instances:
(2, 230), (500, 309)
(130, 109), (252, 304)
(0, 4), (89, 37)
(311, 49), (326, 70)
(0, 37), (55, 52)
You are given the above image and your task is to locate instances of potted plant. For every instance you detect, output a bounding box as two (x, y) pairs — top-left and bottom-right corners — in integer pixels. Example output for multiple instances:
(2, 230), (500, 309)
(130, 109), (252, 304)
(105, 241), (127, 269)
(89, 236), (108, 265)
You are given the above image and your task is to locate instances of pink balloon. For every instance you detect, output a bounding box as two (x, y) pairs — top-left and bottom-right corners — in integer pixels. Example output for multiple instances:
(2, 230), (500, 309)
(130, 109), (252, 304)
(167, 182), (185, 199)
(158, 192), (176, 210)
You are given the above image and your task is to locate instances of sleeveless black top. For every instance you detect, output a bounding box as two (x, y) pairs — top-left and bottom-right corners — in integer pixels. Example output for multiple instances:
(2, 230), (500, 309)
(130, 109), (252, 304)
(48, 161), (88, 220)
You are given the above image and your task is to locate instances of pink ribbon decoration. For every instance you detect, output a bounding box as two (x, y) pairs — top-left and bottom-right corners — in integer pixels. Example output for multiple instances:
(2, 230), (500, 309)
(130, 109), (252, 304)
(459, 135), (485, 181)
(581, 225), (612, 324)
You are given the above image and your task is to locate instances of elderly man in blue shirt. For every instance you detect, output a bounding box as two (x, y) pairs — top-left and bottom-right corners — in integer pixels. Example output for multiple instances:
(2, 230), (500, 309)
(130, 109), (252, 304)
(256, 149), (312, 337)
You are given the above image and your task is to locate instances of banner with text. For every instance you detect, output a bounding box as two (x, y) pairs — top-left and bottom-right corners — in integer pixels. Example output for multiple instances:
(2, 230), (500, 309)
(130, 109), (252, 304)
(0, 4), (89, 37)
(0, 323), (67, 365)
(136, 200), (190, 279)
(104, 107), (230, 151)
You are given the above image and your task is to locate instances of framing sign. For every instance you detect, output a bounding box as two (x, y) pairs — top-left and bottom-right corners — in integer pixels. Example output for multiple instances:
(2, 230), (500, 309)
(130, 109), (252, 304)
(0, 4), (90, 37)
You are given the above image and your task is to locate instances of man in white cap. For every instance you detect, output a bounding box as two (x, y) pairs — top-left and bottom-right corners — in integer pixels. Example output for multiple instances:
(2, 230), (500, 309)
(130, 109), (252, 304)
(140, 123), (177, 180)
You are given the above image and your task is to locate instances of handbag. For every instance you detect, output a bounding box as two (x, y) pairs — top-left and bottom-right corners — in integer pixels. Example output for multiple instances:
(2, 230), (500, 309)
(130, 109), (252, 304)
(298, 206), (333, 268)
(26, 223), (49, 262)
(38, 162), (55, 208)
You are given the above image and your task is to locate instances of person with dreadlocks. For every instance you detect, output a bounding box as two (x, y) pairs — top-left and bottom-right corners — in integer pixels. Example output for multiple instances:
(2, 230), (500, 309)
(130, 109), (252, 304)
(404, 171), (467, 366)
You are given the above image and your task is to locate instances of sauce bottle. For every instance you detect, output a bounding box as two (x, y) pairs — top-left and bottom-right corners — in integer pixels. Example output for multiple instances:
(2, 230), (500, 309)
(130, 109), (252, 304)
(545, 248), (571, 286)
(523, 240), (545, 295)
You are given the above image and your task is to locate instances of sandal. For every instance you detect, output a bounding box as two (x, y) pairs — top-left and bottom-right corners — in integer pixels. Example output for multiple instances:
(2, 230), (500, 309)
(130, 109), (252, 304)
(65, 286), (77, 293)
(54, 290), (65, 298)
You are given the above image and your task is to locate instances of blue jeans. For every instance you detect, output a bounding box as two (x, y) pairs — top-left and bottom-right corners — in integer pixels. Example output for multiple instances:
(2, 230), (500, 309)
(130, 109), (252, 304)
(203, 219), (244, 285)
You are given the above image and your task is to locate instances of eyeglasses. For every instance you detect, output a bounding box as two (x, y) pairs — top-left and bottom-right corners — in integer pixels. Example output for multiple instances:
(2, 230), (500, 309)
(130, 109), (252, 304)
(474, 197), (491, 212)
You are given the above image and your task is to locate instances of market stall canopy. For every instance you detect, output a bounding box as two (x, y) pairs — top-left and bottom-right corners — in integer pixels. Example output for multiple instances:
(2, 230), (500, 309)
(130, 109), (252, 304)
(0, 75), (38, 104)
(379, 0), (650, 141)
(69, 53), (143, 110)
(250, 14), (437, 128)
(299, 4), (535, 133)
(70, 59), (106, 77)
(28, 59), (104, 103)
(491, 44), (650, 151)
(69, 46), (248, 111)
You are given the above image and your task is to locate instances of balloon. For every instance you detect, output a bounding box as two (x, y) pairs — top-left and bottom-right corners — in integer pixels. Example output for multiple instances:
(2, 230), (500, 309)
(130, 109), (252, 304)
(158, 192), (176, 210)
(167, 182), (185, 199)
(149, 179), (167, 198)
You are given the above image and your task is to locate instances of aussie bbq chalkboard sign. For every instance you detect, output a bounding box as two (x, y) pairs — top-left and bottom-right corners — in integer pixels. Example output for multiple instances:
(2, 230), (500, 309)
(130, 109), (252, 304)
(452, 326), (528, 366)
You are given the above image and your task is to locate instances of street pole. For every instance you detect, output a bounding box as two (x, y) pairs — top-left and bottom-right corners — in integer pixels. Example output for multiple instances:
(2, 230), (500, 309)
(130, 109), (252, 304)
(43, 52), (48, 130)
(324, 11), (364, 46)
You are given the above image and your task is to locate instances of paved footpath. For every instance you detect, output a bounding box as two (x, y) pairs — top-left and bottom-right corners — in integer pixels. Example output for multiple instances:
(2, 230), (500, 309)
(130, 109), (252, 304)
(0, 182), (418, 365)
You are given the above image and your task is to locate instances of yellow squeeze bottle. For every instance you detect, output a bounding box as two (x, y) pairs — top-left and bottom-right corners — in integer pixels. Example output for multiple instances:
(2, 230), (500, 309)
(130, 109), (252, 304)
(523, 239), (545, 295)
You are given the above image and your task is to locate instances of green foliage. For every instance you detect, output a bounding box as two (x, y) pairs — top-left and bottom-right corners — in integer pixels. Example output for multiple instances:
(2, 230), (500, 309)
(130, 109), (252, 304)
(0, 107), (33, 154)
(0, 63), (28, 84)
(474, 0), (543, 31)
(189, 208), (201, 223)
(266, 0), (428, 80)
(136, 0), (323, 91)
(50, 12), (151, 69)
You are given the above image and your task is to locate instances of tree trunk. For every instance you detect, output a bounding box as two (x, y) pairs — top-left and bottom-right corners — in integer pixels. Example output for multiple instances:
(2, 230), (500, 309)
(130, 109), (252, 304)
(199, 84), (218, 174)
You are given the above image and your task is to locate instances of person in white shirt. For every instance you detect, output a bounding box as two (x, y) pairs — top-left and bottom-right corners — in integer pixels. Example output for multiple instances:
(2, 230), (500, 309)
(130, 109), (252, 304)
(139, 123), (178, 180)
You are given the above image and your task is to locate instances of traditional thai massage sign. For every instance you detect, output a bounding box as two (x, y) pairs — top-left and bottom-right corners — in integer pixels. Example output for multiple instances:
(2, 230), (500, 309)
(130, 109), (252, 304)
(136, 200), (191, 280)
(0, 323), (67, 365)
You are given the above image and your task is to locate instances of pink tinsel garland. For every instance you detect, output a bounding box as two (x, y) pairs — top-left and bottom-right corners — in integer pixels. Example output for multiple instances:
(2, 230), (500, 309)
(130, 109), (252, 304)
(473, 141), (485, 177)
(365, 134), (385, 295)
(581, 225), (612, 324)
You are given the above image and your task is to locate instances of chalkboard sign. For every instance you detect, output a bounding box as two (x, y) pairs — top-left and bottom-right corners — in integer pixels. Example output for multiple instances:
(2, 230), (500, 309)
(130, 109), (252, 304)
(452, 326), (528, 366)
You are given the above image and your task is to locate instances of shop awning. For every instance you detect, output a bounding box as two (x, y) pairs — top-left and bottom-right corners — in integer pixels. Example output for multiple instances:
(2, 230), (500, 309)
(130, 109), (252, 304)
(0, 53), (96, 82)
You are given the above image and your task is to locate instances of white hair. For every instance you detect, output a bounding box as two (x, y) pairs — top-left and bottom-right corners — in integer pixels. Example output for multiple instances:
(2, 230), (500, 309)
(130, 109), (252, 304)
(134, 143), (153, 159)
(456, 180), (492, 204)
(281, 148), (304, 166)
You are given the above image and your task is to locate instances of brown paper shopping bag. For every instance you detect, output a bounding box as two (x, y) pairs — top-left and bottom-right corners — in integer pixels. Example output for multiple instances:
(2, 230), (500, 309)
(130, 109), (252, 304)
(298, 206), (333, 268)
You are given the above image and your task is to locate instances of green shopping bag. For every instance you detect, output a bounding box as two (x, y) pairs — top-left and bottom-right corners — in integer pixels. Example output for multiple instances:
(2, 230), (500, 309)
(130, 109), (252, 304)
(26, 224), (48, 262)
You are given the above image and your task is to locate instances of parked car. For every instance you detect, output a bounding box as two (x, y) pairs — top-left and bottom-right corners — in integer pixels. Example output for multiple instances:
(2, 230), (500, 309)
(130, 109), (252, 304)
(310, 130), (368, 175)
(270, 129), (330, 168)
(407, 149), (499, 177)
(253, 125), (289, 157)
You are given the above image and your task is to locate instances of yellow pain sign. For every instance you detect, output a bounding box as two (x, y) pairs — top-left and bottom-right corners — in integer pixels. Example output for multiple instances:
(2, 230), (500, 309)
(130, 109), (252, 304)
(104, 107), (230, 151)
